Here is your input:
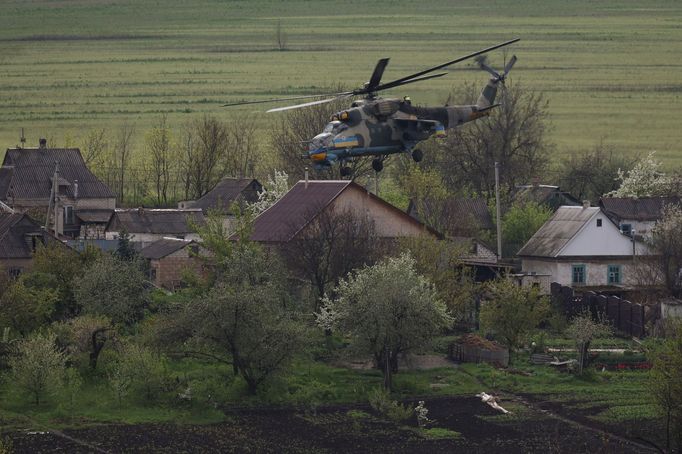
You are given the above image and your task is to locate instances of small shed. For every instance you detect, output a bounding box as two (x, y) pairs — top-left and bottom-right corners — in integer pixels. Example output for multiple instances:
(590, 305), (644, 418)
(140, 238), (203, 290)
(448, 334), (509, 367)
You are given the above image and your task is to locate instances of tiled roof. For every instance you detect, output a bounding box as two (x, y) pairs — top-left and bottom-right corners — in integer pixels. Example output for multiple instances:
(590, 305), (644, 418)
(192, 178), (261, 213)
(600, 197), (682, 222)
(108, 208), (205, 234)
(1, 148), (115, 200)
(517, 206), (599, 258)
(250, 181), (350, 242)
(140, 238), (195, 260)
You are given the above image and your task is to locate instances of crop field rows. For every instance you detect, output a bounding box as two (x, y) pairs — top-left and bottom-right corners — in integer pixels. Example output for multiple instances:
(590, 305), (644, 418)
(0, 0), (681, 165)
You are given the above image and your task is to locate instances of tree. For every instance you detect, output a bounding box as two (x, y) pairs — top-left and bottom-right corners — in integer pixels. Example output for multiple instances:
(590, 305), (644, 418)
(565, 311), (612, 375)
(248, 170), (290, 215)
(80, 128), (108, 167)
(398, 166), (452, 234)
(501, 201), (552, 257)
(113, 121), (135, 202)
(54, 315), (114, 371)
(399, 236), (478, 326)
(275, 19), (287, 51)
(607, 151), (672, 197)
(0, 275), (59, 336)
(649, 320), (682, 452)
(157, 242), (305, 394)
(270, 93), (373, 180)
(145, 115), (174, 206)
(479, 278), (550, 352)
(184, 115), (229, 199)
(557, 141), (635, 202)
(281, 204), (383, 310)
(649, 204), (682, 297)
(32, 242), (83, 319)
(318, 253), (451, 390)
(74, 255), (148, 326)
(430, 81), (552, 198)
(8, 331), (66, 405)
(226, 114), (258, 178)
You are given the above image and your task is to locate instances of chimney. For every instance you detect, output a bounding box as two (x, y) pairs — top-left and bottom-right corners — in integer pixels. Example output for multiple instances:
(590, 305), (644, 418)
(582, 200), (590, 209)
(304, 167), (309, 189)
(39, 138), (47, 149)
(73, 180), (79, 199)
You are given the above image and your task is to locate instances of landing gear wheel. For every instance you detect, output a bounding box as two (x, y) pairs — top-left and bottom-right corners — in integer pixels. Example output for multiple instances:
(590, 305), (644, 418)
(372, 159), (384, 173)
(412, 149), (424, 163)
(340, 166), (352, 177)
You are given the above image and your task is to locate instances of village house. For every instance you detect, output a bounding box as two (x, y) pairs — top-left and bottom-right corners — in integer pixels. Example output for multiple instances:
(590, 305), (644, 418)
(106, 208), (205, 249)
(0, 140), (116, 239)
(517, 204), (652, 293)
(599, 196), (681, 238)
(248, 180), (437, 244)
(140, 238), (204, 290)
(407, 196), (494, 238)
(0, 211), (64, 277)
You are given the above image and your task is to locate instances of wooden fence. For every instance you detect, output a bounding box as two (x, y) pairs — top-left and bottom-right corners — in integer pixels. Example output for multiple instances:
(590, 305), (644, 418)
(550, 283), (659, 338)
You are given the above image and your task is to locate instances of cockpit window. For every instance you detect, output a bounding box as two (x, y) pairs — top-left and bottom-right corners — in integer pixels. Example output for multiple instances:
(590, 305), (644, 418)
(322, 121), (348, 134)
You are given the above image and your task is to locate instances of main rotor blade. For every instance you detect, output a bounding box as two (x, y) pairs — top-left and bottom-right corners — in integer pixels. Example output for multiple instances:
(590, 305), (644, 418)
(223, 91), (351, 108)
(370, 38), (520, 93)
(365, 72), (448, 93)
(367, 58), (390, 91)
(266, 95), (350, 113)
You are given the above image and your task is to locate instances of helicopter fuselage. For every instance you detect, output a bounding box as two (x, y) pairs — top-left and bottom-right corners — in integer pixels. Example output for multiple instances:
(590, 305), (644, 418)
(306, 93), (496, 170)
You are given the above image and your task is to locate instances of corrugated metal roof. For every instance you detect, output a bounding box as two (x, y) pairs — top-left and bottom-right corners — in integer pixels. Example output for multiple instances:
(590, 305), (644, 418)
(140, 238), (195, 260)
(192, 178), (261, 213)
(512, 184), (580, 209)
(2, 148), (115, 200)
(250, 180), (352, 242)
(517, 206), (598, 258)
(109, 208), (205, 234)
(600, 196), (681, 222)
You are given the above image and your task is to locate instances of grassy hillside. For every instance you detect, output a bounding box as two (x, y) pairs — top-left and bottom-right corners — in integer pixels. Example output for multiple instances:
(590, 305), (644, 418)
(0, 0), (680, 166)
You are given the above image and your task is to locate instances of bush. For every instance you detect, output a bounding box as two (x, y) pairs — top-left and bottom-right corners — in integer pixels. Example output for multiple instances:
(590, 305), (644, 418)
(368, 388), (414, 423)
(8, 332), (66, 405)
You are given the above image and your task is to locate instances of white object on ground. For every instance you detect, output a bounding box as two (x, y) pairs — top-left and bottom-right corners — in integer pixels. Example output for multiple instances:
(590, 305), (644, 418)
(475, 392), (511, 414)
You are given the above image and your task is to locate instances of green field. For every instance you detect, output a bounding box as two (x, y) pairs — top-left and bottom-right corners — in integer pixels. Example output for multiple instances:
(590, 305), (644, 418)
(0, 0), (681, 166)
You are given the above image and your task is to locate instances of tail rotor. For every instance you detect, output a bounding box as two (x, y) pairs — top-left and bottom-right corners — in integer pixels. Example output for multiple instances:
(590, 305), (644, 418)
(480, 55), (517, 83)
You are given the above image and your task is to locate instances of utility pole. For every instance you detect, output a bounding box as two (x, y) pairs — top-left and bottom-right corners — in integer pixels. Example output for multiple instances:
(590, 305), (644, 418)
(45, 161), (60, 235)
(495, 161), (502, 260)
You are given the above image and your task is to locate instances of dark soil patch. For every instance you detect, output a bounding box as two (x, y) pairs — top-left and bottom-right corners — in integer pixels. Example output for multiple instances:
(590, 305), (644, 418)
(521, 393), (663, 452)
(5, 396), (654, 453)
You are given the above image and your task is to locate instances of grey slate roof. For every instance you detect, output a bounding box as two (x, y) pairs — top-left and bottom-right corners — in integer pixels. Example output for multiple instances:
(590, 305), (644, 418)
(517, 206), (599, 258)
(108, 209), (205, 234)
(140, 238), (196, 260)
(1, 148), (115, 200)
(0, 167), (13, 199)
(0, 213), (46, 259)
(192, 178), (261, 213)
(600, 197), (682, 222)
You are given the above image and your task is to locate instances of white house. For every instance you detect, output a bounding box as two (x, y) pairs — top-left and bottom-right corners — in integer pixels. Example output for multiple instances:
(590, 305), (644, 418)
(517, 205), (652, 292)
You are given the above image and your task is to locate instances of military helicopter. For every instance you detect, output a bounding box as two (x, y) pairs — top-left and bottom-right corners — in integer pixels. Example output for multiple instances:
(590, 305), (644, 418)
(224, 39), (519, 176)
